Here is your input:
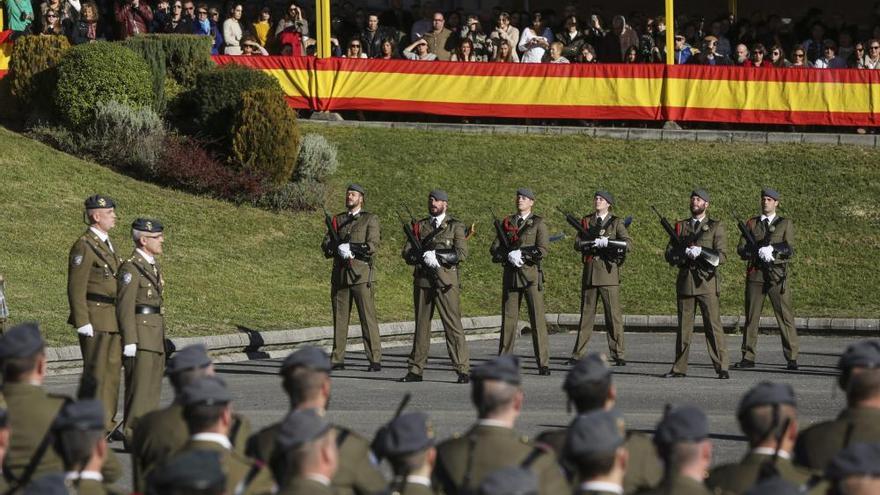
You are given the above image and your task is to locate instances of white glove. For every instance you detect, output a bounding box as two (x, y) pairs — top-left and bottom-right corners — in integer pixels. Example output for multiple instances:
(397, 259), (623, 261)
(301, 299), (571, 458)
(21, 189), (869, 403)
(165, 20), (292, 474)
(337, 243), (354, 259)
(123, 344), (137, 357)
(686, 246), (702, 259)
(77, 324), (94, 337)
(422, 250), (441, 269)
(507, 249), (525, 267)
(758, 245), (775, 262)
(593, 237), (609, 248)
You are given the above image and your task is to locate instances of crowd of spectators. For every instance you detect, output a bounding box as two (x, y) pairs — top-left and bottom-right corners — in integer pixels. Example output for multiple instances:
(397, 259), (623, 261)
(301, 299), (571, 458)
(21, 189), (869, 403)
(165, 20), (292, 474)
(5, 0), (880, 68)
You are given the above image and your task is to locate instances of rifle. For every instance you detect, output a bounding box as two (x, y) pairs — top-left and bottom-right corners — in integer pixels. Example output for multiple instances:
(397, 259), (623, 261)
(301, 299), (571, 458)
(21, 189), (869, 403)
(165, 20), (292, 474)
(733, 209), (763, 264)
(398, 211), (448, 289)
(323, 208), (371, 264)
(732, 210), (792, 293)
(557, 208), (628, 262)
(370, 393), (413, 462)
(651, 206), (720, 271)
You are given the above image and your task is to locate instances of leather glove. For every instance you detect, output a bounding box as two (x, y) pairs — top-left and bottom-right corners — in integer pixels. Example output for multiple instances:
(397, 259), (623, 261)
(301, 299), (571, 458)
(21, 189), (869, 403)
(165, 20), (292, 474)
(593, 237), (609, 248)
(758, 245), (775, 262)
(123, 344), (137, 357)
(686, 246), (702, 259)
(507, 249), (525, 268)
(77, 324), (94, 337)
(337, 243), (354, 259)
(422, 250), (441, 269)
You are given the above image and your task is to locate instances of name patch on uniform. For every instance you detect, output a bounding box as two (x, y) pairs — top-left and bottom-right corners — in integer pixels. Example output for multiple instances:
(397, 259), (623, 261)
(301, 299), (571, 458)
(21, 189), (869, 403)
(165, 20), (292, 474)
(72, 255), (83, 266)
(122, 272), (132, 285)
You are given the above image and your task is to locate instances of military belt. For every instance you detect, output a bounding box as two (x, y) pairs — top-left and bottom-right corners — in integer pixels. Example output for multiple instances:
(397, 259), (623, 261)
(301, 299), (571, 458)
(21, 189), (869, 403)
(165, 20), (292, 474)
(135, 305), (163, 315)
(86, 293), (116, 304)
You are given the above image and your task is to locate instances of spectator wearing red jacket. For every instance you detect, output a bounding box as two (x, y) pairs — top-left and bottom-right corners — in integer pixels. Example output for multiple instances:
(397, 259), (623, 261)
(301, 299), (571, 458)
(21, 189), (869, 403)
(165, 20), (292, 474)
(114, 0), (153, 39)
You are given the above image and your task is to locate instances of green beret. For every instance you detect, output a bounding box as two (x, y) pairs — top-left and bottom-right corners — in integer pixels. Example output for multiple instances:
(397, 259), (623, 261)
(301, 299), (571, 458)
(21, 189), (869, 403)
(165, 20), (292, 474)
(516, 188), (535, 200)
(181, 376), (232, 407)
(84, 194), (116, 210)
(52, 399), (105, 432)
(280, 346), (331, 373)
(595, 190), (614, 205)
(373, 411), (434, 459)
(471, 355), (521, 385)
(691, 188), (711, 202)
(743, 476), (800, 495)
(429, 189), (449, 202)
(564, 409), (624, 458)
(563, 353), (612, 394)
(0, 322), (45, 360)
(166, 344), (212, 376)
(132, 218), (164, 233)
(826, 443), (880, 479)
(276, 408), (332, 451)
(839, 340), (880, 371)
(478, 466), (538, 495)
(347, 184), (366, 196)
(148, 450), (226, 493)
(761, 188), (780, 201)
(737, 382), (796, 418)
(654, 405), (708, 448)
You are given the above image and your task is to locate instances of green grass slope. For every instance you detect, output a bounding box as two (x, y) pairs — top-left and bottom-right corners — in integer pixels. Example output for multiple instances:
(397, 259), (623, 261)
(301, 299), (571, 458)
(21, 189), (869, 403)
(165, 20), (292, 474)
(1, 125), (878, 346)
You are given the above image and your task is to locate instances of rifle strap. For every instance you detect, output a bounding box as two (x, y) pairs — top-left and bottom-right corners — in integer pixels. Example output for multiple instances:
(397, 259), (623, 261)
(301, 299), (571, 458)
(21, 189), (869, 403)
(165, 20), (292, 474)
(7, 396), (73, 490)
(229, 416), (242, 446)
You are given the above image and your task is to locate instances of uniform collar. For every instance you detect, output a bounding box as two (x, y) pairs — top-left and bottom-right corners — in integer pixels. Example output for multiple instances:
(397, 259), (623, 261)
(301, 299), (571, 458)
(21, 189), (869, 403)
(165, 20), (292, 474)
(580, 481), (623, 494)
(751, 447), (791, 460)
(476, 419), (512, 429)
(518, 212), (531, 222)
(691, 214), (706, 224)
(192, 432), (232, 450)
(348, 208), (361, 217)
(305, 473), (332, 486)
(136, 248), (156, 265)
(760, 213), (776, 223)
(65, 471), (103, 481)
(431, 213), (446, 227)
(405, 475), (432, 487)
(89, 226), (109, 242)
(596, 211), (609, 223)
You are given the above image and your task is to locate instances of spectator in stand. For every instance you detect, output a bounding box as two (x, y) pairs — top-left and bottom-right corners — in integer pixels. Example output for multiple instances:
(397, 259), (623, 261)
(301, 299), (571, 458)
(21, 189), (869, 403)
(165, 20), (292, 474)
(151, 0), (169, 32)
(343, 38), (367, 58)
(751, 43), (772, 68)
(222, 3), (244, 55)
(556, 15), (586, 61)
(378, 37), (398, 59)
(277, 23), (305, 55)
(381, 0), (413, 37)
(40, 0), (77, 32)
(69, 1), (100, 44)
(163, 2), (189, 33)
(611, 15), (639, 60)
(40, 9), (65, 34)
(7, 0), (35, 37)
(802, 22), (830, 63)
(422, 12), (452, 61)
(814, 41), (847, 68)
(734, 43), (751, 66)
(837, 31), (855, 61)
(623, 45), (638, 63)
(789, 45), (812, 67)
(114, 0), (153, 40)
(208, 6), (219, 25)
(548, 40), (570, 63)
(193, 3), (222, 55)
(460, 15), (489, 61)
(689, 35), (730, 65)
(850, 42), (867, 68)
(769, 44), (790, 67)
(861, 40), (880, 69)
(488, 12), (519, 63)
(446, 11), (461, 35)
(275, 3), (308, 41)
(360, 13), (394, 59)
(576, 43), (598, 63)
(670, 33), (692, 64)
(491, 38), (516, 62)
(241, 35), (269, 55)
(709, 20), (731, 57)
(518, 11), (551, 63)
(251, 7), (271, 48)
(450, 38), (477, 61)
(402, 37), (436, 60)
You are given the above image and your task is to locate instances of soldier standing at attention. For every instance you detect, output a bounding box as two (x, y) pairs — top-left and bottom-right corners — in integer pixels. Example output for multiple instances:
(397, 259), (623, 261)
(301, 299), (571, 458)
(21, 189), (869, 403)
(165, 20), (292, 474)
(663, 189), (729, 380)
(490, 188), (551, 375)
(118, 218), (166, 442)
(399, 190), (470, 383)
(321, 184), (382, 371)
(734, 188), (798, 370)
(569, 191), (632, 366)
(67, 194), (123, 433)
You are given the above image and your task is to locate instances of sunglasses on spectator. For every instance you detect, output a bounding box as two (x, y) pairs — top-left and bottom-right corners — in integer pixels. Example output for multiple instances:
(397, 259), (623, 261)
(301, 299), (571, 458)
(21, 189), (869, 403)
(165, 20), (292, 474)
(198, 9), (207, 14)
(856, 47), (864, 51)
(752, 51), (762, 55)
(47, 13), (58, 17)
(185, 6), (194, 10)
(350, 43), (361, 47)
(794, 52), (804, 57)
(872, 45), (880, 49)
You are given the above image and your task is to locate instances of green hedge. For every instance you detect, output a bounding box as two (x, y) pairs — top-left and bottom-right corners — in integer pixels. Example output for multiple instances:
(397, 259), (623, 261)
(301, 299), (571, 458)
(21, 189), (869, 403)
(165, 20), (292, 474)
(121, 36), (168, 112)
(7, 35), (70, 110)
(230, 88), (301, 186)
(123, 34), (214, 89)
(192, 64), (281, 140)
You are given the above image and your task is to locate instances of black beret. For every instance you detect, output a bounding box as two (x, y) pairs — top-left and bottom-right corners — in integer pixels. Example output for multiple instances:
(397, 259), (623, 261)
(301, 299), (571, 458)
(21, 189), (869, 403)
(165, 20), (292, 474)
(691, 188), (711, 202)
(826, 443), (880, 479)
(373, 412), (434, 459)
(516, 188), (535, 200)
(276, 408), (332, 451)
(166, 344), (212, 376)
(743, 476), (801, 495)
(84, 194), (116, 209)
(280, 346), (331, 374)
(0, 409), (7, 428)
(0, 322), (45, 360)
(478, 466), (539, 495)
(760, 188), (780, 201)
(595, 190), (614, 205)
(148, 450), (226, 492)
(563, 353), (611, 394)
(654, 405), (709, 448)
(428, 189), (449, 202)
(471, 355), (521, 385)
(565, 409), (625, 458)
(839, 340), (880, 371)
(737, 382), (796, 417)
(347, 184), (366, 196)
(132, 218), (164, 233)
(23, 473), (68, 495)
(180, 376), (232, 407)
(52, 399), (105, 432)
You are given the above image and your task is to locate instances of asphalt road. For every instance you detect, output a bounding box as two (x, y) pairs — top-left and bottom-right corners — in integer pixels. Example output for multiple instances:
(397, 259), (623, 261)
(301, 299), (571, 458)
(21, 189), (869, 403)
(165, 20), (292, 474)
(45, 330), (854, 491)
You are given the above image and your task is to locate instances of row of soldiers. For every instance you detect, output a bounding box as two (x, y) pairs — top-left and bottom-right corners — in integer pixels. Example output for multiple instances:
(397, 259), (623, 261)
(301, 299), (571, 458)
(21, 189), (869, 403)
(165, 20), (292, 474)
(0, 320), (878, 494)
(323, 184), (797, 383)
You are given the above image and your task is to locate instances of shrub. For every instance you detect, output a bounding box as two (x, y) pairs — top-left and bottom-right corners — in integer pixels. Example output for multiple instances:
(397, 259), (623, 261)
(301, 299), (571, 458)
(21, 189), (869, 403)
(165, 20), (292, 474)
(54, 42), (153, 128)
(260, 180), (326, 211)
(123, 34), (214, 89)
(230, 88), (301, 186)
(192, 64), (281, 139)
(28, 123), (84, 155)
(294, 134), (338, 183)
(86, 100), (166, 177)
(8, 35), (70, 109)
(122, 36), (167, 112)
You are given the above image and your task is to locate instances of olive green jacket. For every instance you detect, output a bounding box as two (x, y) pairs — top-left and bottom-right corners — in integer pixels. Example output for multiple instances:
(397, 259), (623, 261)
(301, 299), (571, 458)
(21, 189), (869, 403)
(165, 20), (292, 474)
(635, 474), (715, 495)
(402, 216), (468, 289)
(736, 216), (794, 285)
(279, 477), (335, 495)
(178, 438), (275, 495)
(67, 229), (122, 332)
(665, 218), (727, 296)
(321, 211), (380, 287)
(489, 213), (549, 289)
(577, 214), (632, 287)
(707, 452), (815, 494)
(794, 407), (880, 472)
(116, 251), (165, 353)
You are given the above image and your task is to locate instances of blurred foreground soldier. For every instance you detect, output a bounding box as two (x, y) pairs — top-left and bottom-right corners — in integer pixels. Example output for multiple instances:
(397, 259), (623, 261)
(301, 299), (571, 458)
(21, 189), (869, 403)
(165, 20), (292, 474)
(565, 410), (629, 495)
(0, 409), (9, 493)
(662, 189), (729, 379)
(742, 477), (801, 495)
(321, 184), (382, 371)
(794, 340), (880, 471)
(734, 188), (798, 370)
(49, 399), (123, 494)
(146, 450), (226, 495)
(271, 409), (338, 495)
(707, 382), (816, 494)
(825, 443), (880, 495)
(478, 466), (538, 495)
(372, 412), (435, 495)
(246, 346), (385, 495)
(640, 405), (713, 495)
(569, 191), (631, 366)
(490, 188), (550, 375)
(434, 355), (569, 493)
(536, 354), (661, 494)
(130, 344), (252, 493)
(68, 194), (123, 432)
(400, 190), (470, 383)
(118, 218), (167, 442)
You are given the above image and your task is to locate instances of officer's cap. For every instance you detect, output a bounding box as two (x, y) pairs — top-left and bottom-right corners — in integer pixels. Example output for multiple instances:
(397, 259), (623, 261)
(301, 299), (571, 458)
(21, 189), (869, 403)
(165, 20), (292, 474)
(0, 322), (45, 360)
(737, 382), (796, 417)
(280, 346), (332, 374)
(132, 218), (164, 234)
(52, 399), (105, 432)
(470, 355), (521, 385)
(478, 466), (539, 495)
(180, 376), (232, 407)
(84, 194), (116, 210)
(654, 405), (709, 447)
(564, 409), (625, 458)
(147, 450), (226, 491)
(760, 188), (780, 201)
(347, 184), (366, 196)
(428, 190), (449, 202)
(563, 353), (611, 393)
(373, 411), (434, 459)
(23, 473), (68, 495)
(691, 188), (711, 203)
(595, 190), (615, 205)
(826, 443), (880, 479)
(838, 340), (880, 371)
(166, 344), (212, 376)
(743, 476), (801, 495)
(0, 409), (8, 428)
(276, 408), (332, 451)
(516, 188), (535, 200)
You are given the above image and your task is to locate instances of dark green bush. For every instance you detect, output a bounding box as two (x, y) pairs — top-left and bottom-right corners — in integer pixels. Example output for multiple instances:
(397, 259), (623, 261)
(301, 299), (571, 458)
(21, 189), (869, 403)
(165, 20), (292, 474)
(123, 34), (213, 89)
(54, 42), (153, 128)
(86, 100), (166, 176)
(192, 64), (281, 140)
(230, 88), (301, 186)
(122, 36), (167, 112)
(7, 35), (70, 109)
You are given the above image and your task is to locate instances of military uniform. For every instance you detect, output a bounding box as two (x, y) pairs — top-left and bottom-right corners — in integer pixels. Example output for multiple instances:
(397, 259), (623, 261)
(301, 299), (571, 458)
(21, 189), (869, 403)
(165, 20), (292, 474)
(279, 477), (335, 495)
(321, 199), (382, 368)
(145, 449), (227, 494)
(24, 472), (126, 495)
(373, 412), (436, 495)
(490, 209), (550, 369)
(635, 475), (715, 495)
(708, 452), (816, 494)
(793, 407), (880, 471)
(175, 438), (275, 495)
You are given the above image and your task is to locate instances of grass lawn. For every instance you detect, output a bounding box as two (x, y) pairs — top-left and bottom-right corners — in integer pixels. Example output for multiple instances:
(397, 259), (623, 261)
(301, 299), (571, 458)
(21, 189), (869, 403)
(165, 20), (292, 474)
(1, 123), (878, 346)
